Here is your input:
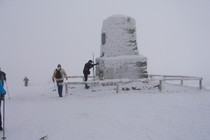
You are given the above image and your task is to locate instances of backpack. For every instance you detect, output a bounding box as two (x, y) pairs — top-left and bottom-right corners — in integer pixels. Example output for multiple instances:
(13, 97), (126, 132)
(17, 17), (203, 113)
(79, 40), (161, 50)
(0, 72), (5, 81)
(55, 69), (62, 79)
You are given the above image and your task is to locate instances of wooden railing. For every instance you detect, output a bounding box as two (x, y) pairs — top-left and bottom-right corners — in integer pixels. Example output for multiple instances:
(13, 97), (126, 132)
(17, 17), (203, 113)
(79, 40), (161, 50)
(149, 75), (203, 91)
(64, 76), (96, 93)
(64, 75), (203, 93)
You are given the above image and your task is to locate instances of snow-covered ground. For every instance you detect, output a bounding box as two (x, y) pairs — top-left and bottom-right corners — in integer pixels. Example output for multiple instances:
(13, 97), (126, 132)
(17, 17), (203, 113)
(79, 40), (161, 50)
(2, 80), (210, 140)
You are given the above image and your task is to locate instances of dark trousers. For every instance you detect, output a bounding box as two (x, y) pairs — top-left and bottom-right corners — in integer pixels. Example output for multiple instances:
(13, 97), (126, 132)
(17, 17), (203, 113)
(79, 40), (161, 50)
(84, 74), (88, 81)
(24, 81), (28, 87)
(0, 99), (1, 128)
(0, 94), (4, 128)
(0, 82), (4, 128)
(56, 80), (63, 97)
(84, 74), (89, 88)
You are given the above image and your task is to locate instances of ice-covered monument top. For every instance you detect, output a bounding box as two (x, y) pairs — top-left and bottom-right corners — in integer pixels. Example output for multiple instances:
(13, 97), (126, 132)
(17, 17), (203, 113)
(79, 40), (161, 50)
(100, 15), (139, 57)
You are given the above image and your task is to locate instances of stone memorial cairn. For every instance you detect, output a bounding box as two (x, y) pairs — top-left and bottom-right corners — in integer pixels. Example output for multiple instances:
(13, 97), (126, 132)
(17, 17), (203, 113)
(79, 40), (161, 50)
(96, 15), (148, 80)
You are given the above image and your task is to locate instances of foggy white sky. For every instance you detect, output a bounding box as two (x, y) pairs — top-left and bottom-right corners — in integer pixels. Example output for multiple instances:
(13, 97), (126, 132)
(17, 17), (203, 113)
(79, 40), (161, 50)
(0, 0), (210, 86)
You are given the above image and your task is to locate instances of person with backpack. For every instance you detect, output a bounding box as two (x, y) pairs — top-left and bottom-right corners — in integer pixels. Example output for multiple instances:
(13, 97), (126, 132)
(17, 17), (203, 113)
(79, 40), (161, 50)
(83, 60), (98, 89)
(0, 68), (6, 131)
(52, 64), (68, 97)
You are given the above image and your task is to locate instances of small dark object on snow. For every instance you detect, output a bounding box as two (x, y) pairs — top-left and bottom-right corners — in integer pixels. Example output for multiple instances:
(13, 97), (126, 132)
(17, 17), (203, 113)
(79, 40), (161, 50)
(122, 87), (129, 91)
(40, 135), (48, 140)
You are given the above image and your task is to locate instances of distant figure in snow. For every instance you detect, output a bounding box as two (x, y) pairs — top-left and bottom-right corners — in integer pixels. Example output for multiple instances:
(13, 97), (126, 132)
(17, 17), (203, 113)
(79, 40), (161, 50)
(0, 68), (6, 131)
(52, 64), (68, 97)
(83, 60), (98, 89)
(23, 76), (29, 87)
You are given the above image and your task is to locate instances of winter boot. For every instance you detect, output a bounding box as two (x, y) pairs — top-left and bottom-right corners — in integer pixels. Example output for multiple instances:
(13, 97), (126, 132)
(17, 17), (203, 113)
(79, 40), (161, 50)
(85, 84), (90, 89)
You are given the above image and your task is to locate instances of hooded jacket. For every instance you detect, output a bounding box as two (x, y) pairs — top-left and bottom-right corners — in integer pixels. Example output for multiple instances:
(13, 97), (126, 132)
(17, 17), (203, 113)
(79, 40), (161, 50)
(0, 81), (6, 95)
(52, 68), (68, 81)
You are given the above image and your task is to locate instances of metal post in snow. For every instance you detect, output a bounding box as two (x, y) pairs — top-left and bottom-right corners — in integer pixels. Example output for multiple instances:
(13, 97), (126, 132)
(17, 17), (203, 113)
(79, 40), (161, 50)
(2, 98), (6, 140)
(92, 52), (96, 86)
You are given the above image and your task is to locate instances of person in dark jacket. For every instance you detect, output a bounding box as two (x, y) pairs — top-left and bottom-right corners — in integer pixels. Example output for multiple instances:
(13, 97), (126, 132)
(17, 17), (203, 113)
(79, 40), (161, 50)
(83, 60), (98, 89)
(23, 76), (29, 87)
(0, 68), (6, 131)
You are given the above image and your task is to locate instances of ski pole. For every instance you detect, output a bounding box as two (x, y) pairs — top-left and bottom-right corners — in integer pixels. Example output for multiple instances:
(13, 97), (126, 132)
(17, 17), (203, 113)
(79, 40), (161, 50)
(53, 81), (57, 91)
(2, 97), (6, 140)
(5, 82), (10, 100)
(92, 52), (96, 86)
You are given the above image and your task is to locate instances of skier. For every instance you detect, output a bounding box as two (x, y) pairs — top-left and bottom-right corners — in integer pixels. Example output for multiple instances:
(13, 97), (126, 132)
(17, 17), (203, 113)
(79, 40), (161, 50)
(0, 68), (6, 131)
(23, 76), (29, 87)
(52, 64), (68, 97)
(83, 60), (98, 89)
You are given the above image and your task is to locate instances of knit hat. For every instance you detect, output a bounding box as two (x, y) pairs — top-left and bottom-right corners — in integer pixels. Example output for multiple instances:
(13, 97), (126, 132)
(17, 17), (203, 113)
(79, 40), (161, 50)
(88, 60), (93, 63)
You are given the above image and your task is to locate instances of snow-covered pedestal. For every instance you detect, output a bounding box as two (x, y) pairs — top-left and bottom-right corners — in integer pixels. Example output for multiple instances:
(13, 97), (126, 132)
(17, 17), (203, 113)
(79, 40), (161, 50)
(96, 15), (148, 80)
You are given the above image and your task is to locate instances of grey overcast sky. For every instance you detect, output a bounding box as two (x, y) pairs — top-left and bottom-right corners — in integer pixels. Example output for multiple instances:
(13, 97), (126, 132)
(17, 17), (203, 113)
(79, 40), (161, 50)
(0, 0), (210, 86)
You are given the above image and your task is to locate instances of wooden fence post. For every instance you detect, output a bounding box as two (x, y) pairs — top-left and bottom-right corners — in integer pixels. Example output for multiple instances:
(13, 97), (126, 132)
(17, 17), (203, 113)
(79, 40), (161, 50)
(181, 80), (183, 86)
(199, 79), (202, 89)
(116, 83), (121, 93)
(65, 83), (68, 94)
(159, 80), (162, 91)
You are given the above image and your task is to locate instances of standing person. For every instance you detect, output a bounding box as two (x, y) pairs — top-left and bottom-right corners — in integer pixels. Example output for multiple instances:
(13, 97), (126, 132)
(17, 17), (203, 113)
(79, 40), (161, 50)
(23, 76), (29, 87)
(83, 60), (98, 89)
(52, 64), (68, 97)
(0, 68), (6, 131)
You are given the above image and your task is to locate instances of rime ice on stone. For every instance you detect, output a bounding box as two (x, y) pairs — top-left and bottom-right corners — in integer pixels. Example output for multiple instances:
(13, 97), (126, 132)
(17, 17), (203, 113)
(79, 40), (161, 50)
(100, 15), (138, 57)
(96, 15), (148, 80)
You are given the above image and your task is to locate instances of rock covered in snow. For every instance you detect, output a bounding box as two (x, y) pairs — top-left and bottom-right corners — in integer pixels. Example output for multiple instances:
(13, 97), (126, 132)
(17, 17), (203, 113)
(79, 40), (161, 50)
(96, 15), (148, 80)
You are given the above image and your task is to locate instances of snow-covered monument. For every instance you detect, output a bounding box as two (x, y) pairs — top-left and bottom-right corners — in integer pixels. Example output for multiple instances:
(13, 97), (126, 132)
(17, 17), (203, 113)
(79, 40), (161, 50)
(96, 15), (148, 80)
